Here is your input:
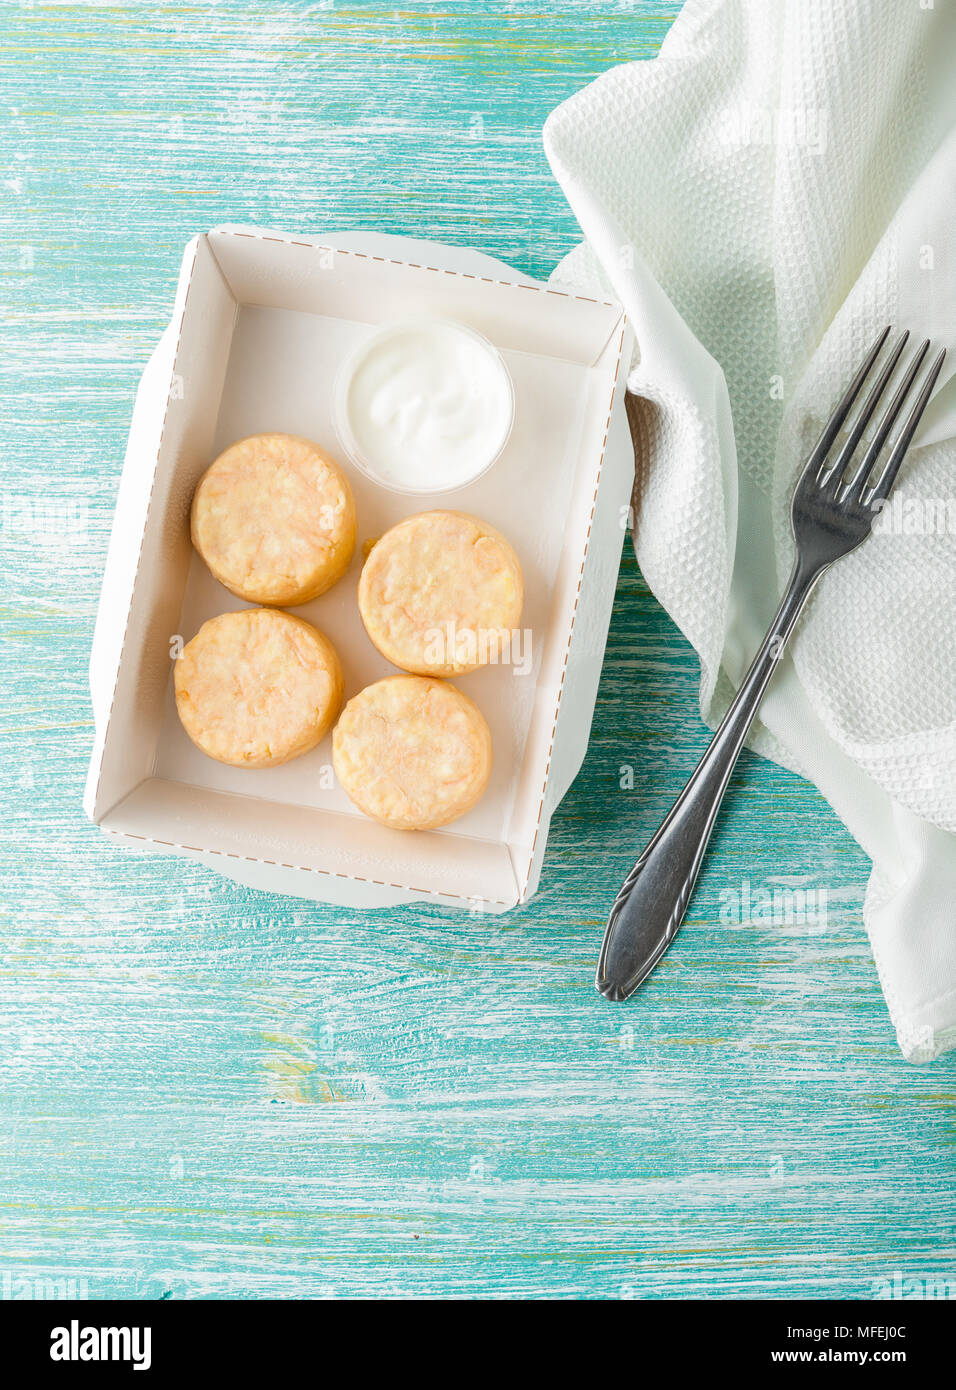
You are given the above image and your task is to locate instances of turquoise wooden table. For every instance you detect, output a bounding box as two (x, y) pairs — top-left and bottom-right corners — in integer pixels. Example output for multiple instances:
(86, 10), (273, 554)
(2, 1), (955, 1302)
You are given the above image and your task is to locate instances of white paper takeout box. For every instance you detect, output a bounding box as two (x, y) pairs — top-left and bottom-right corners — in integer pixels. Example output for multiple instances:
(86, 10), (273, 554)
(85, 225), (633, 912)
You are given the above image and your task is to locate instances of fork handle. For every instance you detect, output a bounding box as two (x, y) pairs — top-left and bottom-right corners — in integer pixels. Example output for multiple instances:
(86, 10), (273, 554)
(596, 561), (823, 1000)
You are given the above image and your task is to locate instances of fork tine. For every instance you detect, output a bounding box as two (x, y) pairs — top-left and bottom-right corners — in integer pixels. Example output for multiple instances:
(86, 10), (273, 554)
(845, 339), (930, 495)
(802, 326), (892, 481)
(835, 330), (909, 489)
(865, 345), (946, 504)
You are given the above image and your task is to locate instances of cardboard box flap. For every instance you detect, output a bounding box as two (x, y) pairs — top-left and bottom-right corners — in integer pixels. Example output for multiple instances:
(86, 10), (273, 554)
(206, 224), (623, 367)
(102, 778), (520, 909)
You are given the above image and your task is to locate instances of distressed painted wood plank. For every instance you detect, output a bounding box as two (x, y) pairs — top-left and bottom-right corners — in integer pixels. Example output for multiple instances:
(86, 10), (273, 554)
(1, 0), (955, 1302)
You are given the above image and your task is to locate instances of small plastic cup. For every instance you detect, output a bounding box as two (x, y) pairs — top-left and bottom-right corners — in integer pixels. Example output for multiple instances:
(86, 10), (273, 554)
(332, 317), (515, 496)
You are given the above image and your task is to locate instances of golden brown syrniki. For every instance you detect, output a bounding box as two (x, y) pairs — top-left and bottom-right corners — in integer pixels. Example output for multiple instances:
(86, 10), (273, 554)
(174, 607), (343, 768)
(358, 509), (523, 677)
(191, 432), (356, 606)
(332, 675), (492, 829)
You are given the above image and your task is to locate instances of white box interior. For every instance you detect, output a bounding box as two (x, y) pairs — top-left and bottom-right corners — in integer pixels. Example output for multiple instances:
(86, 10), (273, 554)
(87, 229), (627, 909)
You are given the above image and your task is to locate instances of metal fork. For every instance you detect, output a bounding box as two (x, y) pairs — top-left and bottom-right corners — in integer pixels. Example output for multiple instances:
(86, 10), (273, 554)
(596, 327), (947, 1001)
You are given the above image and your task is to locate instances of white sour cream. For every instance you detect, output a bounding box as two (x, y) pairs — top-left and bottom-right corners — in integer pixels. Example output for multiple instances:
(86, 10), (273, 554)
(335, 320), (514, 494)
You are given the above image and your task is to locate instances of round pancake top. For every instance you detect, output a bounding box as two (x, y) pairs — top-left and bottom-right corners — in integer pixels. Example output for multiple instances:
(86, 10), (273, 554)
(174, 607), (342, 768)
(191, 433), (355, 604)
(358, 509), (523, 675)
(332, 674), (492, 829)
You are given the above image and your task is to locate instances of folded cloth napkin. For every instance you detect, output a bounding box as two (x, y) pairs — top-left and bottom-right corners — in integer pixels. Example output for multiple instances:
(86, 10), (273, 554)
(544, 0), (956, 1061)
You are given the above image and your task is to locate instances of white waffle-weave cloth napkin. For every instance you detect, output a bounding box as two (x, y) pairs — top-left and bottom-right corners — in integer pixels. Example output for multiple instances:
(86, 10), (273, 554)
(544, 0), (956, 1060)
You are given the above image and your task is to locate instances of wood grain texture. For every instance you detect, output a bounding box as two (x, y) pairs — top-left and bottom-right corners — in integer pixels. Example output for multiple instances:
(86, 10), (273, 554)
(2, 0), (955, 1302)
